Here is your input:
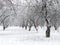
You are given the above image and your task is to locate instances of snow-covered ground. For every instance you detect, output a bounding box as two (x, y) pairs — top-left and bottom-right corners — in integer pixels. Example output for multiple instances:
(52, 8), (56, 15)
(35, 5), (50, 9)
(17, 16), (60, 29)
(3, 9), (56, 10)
(0, 26), (60, 45)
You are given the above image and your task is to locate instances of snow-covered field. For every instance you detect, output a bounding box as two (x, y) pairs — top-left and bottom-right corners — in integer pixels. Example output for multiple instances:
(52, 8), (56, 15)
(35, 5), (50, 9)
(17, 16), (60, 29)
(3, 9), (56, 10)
(0, 26), (60, 45)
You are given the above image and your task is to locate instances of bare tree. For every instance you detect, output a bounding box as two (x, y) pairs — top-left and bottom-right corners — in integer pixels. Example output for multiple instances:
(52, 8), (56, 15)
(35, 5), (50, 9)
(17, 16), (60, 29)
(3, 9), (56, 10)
(25, 0), (60, 37)
(0, 0), (17, 30)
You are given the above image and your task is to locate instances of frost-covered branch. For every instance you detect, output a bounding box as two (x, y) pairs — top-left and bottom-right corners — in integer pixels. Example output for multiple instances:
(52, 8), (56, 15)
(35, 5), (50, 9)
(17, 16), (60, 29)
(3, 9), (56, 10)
(7, 0), (17, 15)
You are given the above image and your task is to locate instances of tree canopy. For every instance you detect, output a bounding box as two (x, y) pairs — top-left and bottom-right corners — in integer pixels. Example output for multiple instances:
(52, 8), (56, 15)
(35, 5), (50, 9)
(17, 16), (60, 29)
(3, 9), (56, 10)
(0, 0), (60, 31)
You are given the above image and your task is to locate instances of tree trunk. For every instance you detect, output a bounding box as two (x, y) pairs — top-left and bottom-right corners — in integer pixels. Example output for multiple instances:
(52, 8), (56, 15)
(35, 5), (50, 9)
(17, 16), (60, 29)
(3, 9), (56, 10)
(3, 26), (5, 31)
(41, 0), (51, 37)
(46, 26), (51, 37)
(3, 22), (5, 31)
(29, 25), (31, 31)
(54, 25), (57, 30)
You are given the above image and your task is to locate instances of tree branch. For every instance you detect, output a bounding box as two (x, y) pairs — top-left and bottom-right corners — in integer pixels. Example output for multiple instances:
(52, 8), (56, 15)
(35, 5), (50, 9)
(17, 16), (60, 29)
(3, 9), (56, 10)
(7, 0), (17, 16)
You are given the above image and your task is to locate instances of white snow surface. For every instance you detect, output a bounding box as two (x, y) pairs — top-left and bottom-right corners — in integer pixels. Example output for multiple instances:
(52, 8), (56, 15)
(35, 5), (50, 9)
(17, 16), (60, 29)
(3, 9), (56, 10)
(0, 26), (60, 45)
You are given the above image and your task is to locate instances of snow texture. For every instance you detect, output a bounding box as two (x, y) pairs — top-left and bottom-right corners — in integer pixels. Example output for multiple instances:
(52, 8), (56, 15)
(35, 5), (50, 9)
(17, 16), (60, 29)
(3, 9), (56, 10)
(0, 26), (60, 45)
